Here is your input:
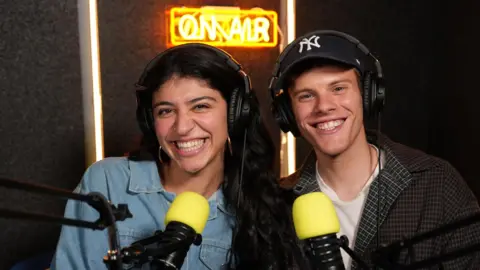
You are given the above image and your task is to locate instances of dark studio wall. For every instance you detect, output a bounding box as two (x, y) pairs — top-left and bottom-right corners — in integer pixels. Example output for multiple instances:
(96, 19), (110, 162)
(294, 0), (480, 198)
(427, 0), (480, 198)
(0, 1), (85, 269)
(98, 0), (282, 172)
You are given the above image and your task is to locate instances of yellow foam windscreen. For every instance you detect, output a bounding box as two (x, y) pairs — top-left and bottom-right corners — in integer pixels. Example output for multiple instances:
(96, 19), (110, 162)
(164, 191), (210, 234)
(292, 192), (340, 240)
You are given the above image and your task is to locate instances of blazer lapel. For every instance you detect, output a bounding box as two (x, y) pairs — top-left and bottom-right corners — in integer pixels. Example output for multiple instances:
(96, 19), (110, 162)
(351, 146), (413, 269)
(292, 151), (320, 195)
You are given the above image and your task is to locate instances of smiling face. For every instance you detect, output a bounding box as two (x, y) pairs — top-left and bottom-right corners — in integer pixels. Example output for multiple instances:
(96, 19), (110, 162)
(152, 76), (228, 174)
(289, 65), (365, 157)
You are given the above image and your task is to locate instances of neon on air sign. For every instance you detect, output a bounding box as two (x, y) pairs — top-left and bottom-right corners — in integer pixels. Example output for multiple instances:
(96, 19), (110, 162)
(167, 6), (278, 48)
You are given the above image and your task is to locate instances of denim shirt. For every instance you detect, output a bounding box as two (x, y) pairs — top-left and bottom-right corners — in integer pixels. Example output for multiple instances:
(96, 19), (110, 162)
(50, 157), (236, 270)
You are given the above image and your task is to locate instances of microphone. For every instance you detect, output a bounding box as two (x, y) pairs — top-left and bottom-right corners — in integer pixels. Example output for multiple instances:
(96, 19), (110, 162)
(119, 191), (210, 270)
(292, 192), (345, 270)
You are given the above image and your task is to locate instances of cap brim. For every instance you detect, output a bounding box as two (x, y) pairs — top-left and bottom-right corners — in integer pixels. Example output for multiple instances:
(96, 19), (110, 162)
(276, 53), (361, 91)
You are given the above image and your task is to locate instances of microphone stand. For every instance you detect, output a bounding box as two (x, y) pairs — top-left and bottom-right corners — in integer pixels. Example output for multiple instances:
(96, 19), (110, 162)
(0, 177), (133, 270)
(371, 213), (480, 269)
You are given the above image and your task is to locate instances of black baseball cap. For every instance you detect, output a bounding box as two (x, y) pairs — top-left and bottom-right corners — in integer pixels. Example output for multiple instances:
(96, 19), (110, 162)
(270, 30), (372, 95)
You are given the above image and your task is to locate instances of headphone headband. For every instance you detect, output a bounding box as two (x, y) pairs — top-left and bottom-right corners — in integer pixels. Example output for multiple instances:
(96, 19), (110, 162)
(137, 43), (250, 95)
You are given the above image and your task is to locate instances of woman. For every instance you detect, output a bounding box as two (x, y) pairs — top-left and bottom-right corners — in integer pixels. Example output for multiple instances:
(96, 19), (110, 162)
(50, 44), (305, 269)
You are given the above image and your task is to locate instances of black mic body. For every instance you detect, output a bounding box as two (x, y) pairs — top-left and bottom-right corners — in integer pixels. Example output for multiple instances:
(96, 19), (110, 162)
(304, 233), (345, 270)
(121, 221), (203, 270)
(153, 221), (201, 270)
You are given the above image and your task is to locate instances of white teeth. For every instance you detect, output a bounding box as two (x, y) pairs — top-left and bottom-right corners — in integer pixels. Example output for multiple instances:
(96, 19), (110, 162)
(176, 139), (204, 152)
(317, 120), (344, 130)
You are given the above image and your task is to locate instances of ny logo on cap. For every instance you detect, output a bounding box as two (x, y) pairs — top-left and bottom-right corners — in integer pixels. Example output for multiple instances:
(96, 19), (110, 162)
(298, 35), (321, 53)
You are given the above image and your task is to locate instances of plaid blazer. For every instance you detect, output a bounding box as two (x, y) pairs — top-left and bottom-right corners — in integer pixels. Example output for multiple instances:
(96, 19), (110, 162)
(279, 132), (480, 270)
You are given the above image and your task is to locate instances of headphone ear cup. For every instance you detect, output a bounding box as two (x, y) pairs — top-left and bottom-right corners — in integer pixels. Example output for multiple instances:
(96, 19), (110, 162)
(362, 72), (373, 119)
(136, 105), (153, 135)
(135, 90), (157, 139)
(271, 98), (288, 133)
(228, 87), (241, 135)
(272, 93), (301, 137)
(240, 92), (251, 126)
(228, 87), (251, 137)
(374, 77), (386, 114)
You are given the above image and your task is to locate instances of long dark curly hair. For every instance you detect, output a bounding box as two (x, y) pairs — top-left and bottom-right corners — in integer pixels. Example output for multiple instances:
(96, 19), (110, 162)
(128, 45), (306, 269)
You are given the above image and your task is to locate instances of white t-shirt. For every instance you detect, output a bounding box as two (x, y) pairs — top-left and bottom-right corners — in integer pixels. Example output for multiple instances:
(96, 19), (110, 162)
(315, 145), (383, 269)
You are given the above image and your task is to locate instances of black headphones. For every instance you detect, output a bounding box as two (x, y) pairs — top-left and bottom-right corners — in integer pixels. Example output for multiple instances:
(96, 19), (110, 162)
(269, 30), (386, 137)
(135, 43), (252, 139)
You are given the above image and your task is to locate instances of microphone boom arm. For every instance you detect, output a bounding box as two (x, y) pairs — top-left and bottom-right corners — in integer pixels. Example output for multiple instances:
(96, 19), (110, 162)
(0, 177), (133, 270)
(0, 207), (105, 230)
(372, 213), (480, 269)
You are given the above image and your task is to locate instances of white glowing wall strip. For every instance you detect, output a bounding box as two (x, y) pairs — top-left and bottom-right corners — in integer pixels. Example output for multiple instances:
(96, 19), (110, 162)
(279, 0), (297, 177)
(78, 0), (104, 167)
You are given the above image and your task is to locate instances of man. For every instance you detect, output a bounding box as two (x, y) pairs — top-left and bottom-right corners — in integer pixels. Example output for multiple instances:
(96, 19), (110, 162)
(268, 30), (480, 269)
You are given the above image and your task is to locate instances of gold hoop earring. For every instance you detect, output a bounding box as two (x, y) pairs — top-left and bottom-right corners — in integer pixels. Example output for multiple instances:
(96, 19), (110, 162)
(158, 145), (163, 163)
(227, 136), (233, 156)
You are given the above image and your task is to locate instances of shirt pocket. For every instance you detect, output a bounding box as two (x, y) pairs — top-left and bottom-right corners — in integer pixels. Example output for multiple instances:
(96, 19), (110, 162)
(199, 238), (232, 270)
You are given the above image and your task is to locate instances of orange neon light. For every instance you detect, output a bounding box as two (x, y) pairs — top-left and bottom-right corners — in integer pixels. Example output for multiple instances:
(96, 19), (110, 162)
(167, 6), (278, 48)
